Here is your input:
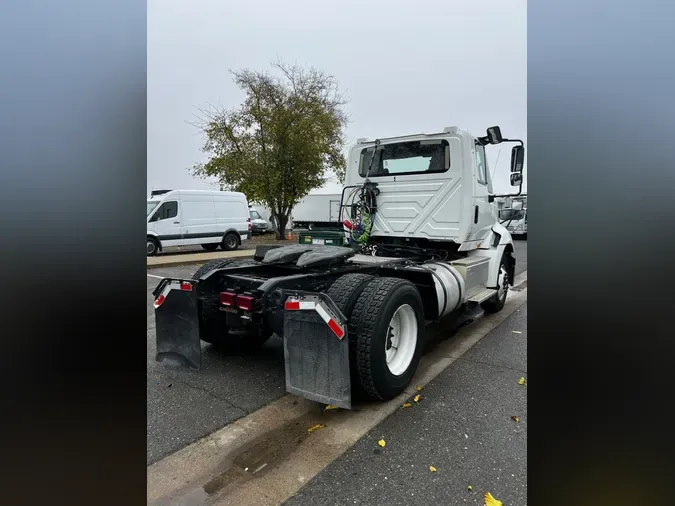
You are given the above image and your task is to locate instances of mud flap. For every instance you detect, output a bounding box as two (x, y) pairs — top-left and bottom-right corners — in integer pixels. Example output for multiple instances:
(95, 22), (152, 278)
(155, 282), (202, 370)
(283, 293), (352, 409)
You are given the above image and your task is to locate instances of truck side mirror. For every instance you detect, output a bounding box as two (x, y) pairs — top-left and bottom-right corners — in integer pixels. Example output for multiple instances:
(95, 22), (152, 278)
(510, 173), (523, 186)
(510, 145), (525, 172)
(486, 126), (503, 144)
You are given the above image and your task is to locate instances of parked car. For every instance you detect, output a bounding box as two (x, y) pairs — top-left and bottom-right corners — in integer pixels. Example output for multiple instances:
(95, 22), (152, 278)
(147, 189), (251, 256)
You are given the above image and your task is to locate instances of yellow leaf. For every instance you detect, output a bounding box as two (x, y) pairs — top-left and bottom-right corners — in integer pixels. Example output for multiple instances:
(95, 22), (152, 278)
(416, 385), (422, 391)
(378, 439), (386, 448)
(468, 485), (473, 491)
(414, 394), (421, 403)
(518, 377), (526, 385)
(484, 492), (502, 506)
(429, 466), (437, 472)
(324, 405), (338, 411)
(307, 424), (325, 433)
(511, 415), (520, 423)
(402, 403), (412, 408)
(512, 330), (522, 334)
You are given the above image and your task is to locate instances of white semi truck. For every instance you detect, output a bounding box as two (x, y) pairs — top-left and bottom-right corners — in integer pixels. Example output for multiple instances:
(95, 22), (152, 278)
(153, 125), (525, 408)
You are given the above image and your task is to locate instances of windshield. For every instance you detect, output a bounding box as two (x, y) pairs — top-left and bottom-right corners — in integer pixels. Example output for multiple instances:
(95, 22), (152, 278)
(249, 210), (261, 220)
(147, 201), (160, 217)
(359, 140), (450, 177)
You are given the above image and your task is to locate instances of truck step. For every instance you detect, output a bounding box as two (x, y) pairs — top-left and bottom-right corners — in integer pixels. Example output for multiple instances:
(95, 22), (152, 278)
(467, 288), (498, 304)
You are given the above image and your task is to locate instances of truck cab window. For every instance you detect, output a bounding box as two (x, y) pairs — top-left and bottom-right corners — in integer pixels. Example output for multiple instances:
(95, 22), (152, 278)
(150, 201), (178, 222)
(475, 144), (487, 185)
(359, 140), (450, 177)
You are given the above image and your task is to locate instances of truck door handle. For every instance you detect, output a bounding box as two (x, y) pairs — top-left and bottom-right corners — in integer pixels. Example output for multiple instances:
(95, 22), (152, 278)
(474, 206), (479, 224)
(173, 221), (180, 224)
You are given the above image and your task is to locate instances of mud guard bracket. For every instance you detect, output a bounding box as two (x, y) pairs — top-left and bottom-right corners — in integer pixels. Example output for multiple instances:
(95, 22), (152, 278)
(282, 291), (352, 409)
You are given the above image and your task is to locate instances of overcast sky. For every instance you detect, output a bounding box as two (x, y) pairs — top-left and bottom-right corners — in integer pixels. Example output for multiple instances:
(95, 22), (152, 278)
(148, 0), (526, 196)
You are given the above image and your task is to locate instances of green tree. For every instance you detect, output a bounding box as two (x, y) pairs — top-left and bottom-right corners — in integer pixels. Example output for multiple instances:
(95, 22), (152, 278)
(193, 61), (348, 239)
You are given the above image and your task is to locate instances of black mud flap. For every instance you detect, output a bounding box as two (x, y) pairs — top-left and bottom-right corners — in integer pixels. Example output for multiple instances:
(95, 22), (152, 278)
(283, 292), (352, 409)
(155, 281), (202, 370)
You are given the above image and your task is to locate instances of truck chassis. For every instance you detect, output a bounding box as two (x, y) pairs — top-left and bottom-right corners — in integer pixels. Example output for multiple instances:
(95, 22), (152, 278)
(154, 242), (514, 409)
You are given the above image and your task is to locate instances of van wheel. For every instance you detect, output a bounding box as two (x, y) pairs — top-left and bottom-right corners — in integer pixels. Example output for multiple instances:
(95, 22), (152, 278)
(349, 277), (425, 401)
(221, 233), (239, 251)
(201, 243), (219, 251)
(147, 237), (159, 256)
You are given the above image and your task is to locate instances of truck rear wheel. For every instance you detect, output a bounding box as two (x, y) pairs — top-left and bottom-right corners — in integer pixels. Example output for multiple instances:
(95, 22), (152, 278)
(192, 259), (271, 350)
(326, 273), (376, 395)
(192, 258), (256, 280)
(349, 277), (425, 401)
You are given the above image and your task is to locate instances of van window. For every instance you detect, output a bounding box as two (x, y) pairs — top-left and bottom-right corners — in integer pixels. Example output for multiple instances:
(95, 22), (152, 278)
(150, 201), (178, 222)
(250, 210), (261, 220)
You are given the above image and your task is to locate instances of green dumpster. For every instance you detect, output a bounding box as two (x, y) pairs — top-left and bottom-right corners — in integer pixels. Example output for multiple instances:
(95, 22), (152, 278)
(298, 229), (345, 247)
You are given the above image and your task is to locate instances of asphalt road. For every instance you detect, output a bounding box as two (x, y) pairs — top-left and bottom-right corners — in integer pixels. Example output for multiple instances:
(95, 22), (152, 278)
(286, 303), (527, 506)
(146, 239), (528, 465)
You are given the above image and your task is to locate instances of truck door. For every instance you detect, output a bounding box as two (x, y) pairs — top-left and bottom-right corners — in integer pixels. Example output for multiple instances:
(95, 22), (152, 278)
(149, 200), (181, 246)
(470, 143), (495, 241)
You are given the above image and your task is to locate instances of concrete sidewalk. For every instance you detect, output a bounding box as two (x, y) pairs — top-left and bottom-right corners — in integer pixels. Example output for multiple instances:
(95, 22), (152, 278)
(286, 304), (528, 506)
(147, 249), (253, 268)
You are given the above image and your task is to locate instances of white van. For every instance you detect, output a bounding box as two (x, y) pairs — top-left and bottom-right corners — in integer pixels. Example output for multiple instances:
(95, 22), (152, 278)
(147, 190), (251, 256)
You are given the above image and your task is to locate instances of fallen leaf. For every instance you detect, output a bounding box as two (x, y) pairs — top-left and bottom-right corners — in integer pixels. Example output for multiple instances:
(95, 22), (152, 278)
(324, 405), (339, 411)
(484, 492), (503, 506)
(511, 415), (520, 423)
(468, 485), (473, 491)
(518, 377), (527, 385)
(429, 466), (437, 472)
(512, 330), (522, 334)
(414, 394), (421, 403)
(307, 424), (326, 433)
(416, 385), (422, 391)
(378, 439), (386, 448)
(402, 403), (412, 408)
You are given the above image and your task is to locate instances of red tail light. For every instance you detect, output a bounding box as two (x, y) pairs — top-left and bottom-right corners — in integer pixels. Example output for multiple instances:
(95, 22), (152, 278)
(236, 294), (255, 311)
(220, 291), (237, 306)
(247, 217), (252, 231)
(154, 294), (166, 308)
(285, 300), (300, 310)
(180, 282), (192, 291)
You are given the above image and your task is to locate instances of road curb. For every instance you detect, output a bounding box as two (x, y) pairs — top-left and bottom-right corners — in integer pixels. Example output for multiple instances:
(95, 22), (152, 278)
(147, 249), (254, 268)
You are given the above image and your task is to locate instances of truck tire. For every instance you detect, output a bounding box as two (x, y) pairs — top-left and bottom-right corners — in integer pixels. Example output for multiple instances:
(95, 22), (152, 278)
(201, 243), (219, 251)
(147, 237), (159, 257)
(349, 277), (425, 401)
(326, 273), (376, 394)
(193, 258), (270, 350)
(221, 232), (240, 251)
(481, 254), (510, 313)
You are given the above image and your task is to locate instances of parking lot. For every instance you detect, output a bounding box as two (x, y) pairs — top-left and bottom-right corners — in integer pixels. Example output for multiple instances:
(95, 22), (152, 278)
(146, 240), (527, 465)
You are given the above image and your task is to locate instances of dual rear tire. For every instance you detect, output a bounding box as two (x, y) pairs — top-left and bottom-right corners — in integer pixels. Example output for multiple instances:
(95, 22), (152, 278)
(327, 274), (425, 401)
